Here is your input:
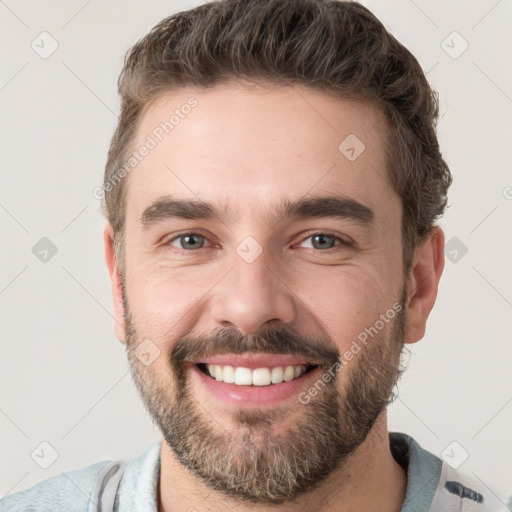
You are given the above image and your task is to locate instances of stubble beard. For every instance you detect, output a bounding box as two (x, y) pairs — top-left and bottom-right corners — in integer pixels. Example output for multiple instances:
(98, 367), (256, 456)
(123, 291), (407, 505)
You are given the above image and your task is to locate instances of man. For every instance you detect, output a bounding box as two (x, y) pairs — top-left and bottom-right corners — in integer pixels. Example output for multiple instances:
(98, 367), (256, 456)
(1, 1), (506, 511)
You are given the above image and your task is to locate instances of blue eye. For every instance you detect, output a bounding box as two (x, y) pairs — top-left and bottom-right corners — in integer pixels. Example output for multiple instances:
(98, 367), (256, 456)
(168, 233), (209, 250)
(164, 231), (351, 254)
(299, 233), (349, 250)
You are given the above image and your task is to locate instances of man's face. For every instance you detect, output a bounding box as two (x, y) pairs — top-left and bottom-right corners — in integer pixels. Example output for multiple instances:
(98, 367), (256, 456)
(115, 83), (408, 504)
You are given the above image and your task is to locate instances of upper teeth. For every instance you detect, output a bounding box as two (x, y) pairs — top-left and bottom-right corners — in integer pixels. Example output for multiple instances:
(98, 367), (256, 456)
(206, 364), (307, 386)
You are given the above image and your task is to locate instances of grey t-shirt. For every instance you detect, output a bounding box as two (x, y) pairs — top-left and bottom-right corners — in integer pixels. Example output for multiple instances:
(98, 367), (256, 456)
(0, 432), (508, 511)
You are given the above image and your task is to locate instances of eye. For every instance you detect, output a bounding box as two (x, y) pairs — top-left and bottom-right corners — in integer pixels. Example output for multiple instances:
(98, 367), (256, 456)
(167, 232), (211, 251)
(298, 233), (351, 250)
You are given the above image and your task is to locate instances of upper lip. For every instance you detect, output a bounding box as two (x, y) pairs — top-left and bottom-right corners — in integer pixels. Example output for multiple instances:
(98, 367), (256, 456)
(189, 354), (320, 369)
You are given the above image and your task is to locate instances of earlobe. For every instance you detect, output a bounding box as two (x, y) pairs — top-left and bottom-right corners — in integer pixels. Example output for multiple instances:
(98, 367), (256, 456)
(103, 224), (126, 343)
(403, 227), (445, 344)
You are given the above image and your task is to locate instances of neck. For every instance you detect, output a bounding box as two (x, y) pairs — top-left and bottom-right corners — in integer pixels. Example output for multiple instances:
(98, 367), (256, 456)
(158, 412), (407, 512)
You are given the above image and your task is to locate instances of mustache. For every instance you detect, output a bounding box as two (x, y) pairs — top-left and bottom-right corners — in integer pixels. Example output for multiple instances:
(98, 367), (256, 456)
(171, 326), (340, 369)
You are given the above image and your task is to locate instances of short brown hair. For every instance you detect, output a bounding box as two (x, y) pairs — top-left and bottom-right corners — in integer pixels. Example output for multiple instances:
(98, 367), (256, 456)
(102, 0), (451, 273)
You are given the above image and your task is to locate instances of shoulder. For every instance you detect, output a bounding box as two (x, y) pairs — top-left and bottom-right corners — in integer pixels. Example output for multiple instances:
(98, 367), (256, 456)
(390, 432), (510, 512)
(0, 459), (111, 512)
(431, 463), (510, 512)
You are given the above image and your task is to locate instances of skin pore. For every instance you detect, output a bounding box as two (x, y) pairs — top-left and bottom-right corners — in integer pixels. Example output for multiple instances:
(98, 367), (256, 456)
(104, 82), (445, 511)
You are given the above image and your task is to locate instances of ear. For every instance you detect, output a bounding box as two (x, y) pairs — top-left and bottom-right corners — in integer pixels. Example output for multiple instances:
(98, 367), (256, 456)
(403, 226), (445, 344)
(103, 224), (126, 343)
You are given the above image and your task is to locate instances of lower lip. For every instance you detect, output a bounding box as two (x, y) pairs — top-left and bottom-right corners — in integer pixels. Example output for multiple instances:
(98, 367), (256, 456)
(190, 364), (322, 407)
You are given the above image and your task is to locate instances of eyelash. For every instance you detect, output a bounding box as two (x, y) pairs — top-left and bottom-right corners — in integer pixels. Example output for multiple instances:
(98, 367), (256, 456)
(163, 231), (353, 254)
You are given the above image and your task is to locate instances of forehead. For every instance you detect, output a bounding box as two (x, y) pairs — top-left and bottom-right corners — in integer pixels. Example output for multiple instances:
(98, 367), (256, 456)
(124, 82), (398, 226)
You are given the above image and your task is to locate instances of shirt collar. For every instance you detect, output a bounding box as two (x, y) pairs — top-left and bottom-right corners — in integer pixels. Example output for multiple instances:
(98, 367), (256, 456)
(389, 431), (443, 511)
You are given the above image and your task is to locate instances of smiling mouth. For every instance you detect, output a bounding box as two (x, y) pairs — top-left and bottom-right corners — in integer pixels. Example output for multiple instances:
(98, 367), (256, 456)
(196, 362), (319, 386)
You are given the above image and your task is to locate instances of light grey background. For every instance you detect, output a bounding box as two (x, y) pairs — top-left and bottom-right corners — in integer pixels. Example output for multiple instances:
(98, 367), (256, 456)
(1, 0), (511, 503)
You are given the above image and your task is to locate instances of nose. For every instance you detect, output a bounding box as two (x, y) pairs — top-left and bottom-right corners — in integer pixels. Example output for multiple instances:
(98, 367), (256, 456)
(209, 248), (296, 335)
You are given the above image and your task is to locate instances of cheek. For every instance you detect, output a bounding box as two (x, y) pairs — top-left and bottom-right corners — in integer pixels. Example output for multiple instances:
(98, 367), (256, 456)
(125, 266), (215, 347)
(293, 268), (398, 352)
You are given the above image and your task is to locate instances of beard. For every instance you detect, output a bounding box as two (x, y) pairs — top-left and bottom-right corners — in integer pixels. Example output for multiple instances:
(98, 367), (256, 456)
(123, 288), (407, 505)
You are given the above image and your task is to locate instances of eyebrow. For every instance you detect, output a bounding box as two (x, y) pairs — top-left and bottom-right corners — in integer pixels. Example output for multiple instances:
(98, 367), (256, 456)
(140, 194), (374, 229)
